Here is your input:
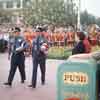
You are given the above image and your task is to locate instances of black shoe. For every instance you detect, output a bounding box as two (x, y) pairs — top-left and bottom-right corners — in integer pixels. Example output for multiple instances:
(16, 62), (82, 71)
(21, 80), (25, 84)
(41, 81), (45, 85)
(4, 82), (12, 86)
(28, 85), (36, 88)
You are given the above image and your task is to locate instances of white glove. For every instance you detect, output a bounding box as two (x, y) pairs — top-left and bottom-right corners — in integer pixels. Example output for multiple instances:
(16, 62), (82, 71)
(16, 47), (23, 52)
(16, 42), (25, 52)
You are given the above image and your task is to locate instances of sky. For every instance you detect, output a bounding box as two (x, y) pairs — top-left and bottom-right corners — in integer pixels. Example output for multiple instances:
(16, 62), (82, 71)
(81, 0), (100, 17)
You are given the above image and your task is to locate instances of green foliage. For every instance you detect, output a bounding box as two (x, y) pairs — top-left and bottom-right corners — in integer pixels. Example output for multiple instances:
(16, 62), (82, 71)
(81, 11), (96, 25)
(24, 0), (77, 26)
(47, 47), (72, 59)
(96, 18), (100, 27)
(92, 45), (100, 52)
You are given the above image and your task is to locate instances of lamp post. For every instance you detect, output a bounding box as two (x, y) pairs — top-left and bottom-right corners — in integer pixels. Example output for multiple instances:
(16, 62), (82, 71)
(20, 0), (23, 9)
(77, 0), (81, 31)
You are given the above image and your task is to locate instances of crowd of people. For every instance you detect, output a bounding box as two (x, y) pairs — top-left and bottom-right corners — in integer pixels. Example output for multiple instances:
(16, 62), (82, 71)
(23, 26), (100, 48)
(24, 30), (75, 47)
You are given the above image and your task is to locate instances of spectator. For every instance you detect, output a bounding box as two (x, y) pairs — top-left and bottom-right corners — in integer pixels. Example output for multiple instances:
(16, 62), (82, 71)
(72, 31), (91, 55)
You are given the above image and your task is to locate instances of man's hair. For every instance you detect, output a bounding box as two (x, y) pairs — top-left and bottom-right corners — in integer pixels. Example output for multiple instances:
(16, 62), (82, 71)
(14, 27), (21, 32)
(77, 31), (85, 40)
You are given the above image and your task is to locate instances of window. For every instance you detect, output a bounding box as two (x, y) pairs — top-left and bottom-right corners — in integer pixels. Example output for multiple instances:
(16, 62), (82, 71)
(6, 1), (13, 8)
(17, 1), (20, 8)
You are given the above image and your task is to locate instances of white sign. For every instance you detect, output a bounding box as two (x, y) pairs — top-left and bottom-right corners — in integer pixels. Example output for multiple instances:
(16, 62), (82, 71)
(63, 72), (88, 85)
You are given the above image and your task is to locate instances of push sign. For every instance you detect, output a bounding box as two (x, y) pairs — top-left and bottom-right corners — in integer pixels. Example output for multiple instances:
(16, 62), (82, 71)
(63, 72), (88, 85)
(57, 54), (97, 100)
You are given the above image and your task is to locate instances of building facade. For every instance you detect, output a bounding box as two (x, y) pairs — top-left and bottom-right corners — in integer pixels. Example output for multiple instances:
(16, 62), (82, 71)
(0, 0), (33, 24)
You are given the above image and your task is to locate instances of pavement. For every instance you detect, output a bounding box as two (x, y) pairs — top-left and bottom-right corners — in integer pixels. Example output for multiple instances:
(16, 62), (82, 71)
(0, 53), (65, 100)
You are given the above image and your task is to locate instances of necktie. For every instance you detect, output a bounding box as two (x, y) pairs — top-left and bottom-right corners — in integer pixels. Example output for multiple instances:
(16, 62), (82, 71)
(36, 36), (40, 51)
(13, 37), (17, 53)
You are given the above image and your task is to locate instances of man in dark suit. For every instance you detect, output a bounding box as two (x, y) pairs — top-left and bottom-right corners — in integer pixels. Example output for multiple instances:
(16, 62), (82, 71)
(4, 27), (29, 86)
(28, 27), (49, 88)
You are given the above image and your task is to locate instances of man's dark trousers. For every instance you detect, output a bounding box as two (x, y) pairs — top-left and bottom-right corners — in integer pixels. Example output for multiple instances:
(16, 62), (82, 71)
(32, 57), (46, 87)
(8, 53), (26, 84)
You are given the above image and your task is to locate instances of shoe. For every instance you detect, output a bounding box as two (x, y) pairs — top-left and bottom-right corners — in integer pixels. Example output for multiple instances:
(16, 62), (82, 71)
(28, 85), (36, 88)
(21, 80), (25, 84)
(4, 82), (12, 86)
(41, 81), (45, 85)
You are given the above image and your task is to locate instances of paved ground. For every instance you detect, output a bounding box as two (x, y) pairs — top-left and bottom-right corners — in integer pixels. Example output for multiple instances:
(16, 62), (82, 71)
(0, 53), (65, 100)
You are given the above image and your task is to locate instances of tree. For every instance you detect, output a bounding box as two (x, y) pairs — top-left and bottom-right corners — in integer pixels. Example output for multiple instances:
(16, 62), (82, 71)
(96, 18), (100, 27)
(80, 10), (96, 25)
(24, 0), (77, 26)
(64, 0), (77, 26)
